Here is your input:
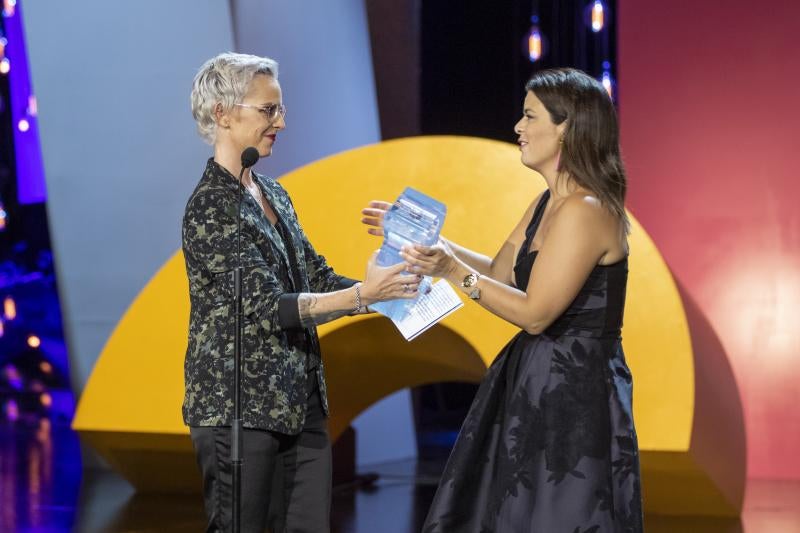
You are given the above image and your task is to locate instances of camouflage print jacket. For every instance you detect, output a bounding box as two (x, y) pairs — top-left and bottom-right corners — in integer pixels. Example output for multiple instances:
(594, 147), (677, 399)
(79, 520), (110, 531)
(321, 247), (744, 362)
(182, 158), (356, 434)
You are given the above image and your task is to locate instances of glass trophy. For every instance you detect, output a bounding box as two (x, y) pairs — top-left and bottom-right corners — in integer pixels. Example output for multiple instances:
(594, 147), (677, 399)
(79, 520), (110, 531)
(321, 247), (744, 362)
(370, 187), (447, 320)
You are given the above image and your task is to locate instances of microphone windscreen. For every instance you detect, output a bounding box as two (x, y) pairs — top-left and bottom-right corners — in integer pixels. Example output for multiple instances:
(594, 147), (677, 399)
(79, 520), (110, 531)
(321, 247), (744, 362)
(241, 146), (260, 168)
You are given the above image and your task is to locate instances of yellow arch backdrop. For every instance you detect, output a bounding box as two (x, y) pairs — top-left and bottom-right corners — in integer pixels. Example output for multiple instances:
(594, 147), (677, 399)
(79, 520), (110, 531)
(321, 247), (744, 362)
(73, 137), (744, 515)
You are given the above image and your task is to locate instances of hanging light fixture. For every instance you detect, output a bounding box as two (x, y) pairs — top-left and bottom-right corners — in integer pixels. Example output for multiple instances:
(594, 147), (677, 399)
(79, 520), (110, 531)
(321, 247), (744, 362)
(524, 7), (545, 63)
(591, 1), (605, 32)
(601, 70), (614, 99)
(4, 296), (16, 319)
(528, 26), (543, 62)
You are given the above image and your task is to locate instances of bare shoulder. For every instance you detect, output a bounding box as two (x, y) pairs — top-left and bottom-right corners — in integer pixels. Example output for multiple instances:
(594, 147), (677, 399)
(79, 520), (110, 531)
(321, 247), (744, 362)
(553, 193), (615, 228)
(549, 193), (627, 262)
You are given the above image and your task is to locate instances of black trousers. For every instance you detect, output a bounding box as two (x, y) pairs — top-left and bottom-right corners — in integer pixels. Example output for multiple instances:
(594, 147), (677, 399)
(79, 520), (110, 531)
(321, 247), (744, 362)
(190, 376), (331, 533)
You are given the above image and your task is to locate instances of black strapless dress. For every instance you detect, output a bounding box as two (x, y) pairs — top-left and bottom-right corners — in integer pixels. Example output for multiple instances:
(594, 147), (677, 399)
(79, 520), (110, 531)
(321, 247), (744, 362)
(422, 191), (643, 532)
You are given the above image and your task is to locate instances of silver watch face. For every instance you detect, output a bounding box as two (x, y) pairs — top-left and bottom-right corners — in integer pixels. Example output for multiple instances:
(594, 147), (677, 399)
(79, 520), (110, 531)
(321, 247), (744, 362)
(463, 273), (478, 288)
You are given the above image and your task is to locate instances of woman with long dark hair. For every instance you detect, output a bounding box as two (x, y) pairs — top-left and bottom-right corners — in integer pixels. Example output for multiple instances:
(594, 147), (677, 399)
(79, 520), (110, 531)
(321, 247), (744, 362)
(364, 68), (643, 532)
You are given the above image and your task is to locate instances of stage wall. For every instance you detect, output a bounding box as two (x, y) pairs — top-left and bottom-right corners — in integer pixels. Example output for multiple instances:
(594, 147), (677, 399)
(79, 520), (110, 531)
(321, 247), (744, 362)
(619, 0), (800, 479)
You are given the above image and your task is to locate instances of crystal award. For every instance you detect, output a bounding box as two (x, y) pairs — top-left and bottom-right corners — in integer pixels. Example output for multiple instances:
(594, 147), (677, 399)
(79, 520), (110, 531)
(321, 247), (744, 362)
(370, 187), (447, 320)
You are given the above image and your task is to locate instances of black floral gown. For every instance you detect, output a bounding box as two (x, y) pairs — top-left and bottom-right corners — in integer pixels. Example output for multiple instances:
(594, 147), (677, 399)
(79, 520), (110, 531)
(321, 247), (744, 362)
(423, 191), (644, 533)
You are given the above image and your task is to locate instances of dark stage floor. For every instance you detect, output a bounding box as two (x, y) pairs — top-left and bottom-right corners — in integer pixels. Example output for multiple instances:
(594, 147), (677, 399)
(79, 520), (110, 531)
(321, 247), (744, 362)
(2, 419), (798, 532)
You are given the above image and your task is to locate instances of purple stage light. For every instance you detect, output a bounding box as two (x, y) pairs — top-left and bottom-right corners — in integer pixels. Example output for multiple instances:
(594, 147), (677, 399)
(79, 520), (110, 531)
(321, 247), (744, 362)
(2, 0), (46, 204)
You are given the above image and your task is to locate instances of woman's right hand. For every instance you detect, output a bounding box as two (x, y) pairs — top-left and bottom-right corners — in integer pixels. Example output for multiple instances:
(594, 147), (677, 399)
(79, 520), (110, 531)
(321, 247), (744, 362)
(360, 250), (421, 304)
(361, 200), (392, 238)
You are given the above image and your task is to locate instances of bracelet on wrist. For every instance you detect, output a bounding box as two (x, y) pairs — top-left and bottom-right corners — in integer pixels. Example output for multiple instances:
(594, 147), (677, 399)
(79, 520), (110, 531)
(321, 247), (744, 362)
(353, 283), (362, 314)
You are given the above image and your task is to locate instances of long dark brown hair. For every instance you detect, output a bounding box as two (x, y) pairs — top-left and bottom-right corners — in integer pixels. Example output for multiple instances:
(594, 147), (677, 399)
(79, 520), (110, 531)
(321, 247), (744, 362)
(525, 68), (629, 232)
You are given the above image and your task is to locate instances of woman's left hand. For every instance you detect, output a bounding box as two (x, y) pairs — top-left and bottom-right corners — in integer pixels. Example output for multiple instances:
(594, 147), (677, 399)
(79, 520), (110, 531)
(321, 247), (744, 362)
(400, 239), (457, 278)
(361, 200), (392, 237)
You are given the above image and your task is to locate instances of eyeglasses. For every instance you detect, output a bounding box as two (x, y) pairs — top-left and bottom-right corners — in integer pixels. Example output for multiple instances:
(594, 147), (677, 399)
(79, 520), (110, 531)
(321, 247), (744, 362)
(234, 102), (287, 123)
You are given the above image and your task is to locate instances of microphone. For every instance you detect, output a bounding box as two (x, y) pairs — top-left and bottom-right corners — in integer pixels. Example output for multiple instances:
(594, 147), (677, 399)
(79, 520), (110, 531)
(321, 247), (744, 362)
(235, 146), (259, 260)
(241, 146), (259, 169)
(232, 145), (258, 533)
(235, 146), (259, 262)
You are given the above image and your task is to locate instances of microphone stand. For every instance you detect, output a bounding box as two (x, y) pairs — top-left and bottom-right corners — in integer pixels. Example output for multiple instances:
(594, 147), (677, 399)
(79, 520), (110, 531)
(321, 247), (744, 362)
(232, 152), (255, 533)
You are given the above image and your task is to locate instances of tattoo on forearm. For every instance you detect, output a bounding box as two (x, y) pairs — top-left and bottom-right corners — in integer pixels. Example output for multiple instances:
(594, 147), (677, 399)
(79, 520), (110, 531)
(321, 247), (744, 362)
(298, 293), (349, 327)
(298, 293), (318, 327)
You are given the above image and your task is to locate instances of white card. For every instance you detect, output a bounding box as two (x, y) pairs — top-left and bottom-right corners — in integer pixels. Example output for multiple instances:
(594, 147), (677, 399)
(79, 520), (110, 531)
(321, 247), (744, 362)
(392, 280), (464, 341)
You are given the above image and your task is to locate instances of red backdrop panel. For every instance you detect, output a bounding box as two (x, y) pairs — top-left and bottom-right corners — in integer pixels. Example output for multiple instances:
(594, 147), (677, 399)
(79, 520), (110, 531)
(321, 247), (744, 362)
(619, 0), (800, 479)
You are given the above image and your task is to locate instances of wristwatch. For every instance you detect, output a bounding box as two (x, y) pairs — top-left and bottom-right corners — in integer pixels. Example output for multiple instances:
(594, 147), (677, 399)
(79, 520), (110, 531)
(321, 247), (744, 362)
(461, 272), (481, 300)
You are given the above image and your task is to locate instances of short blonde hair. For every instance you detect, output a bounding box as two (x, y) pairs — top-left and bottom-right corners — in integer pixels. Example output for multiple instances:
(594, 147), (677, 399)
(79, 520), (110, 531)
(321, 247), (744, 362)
(190, 52), (279, 144)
